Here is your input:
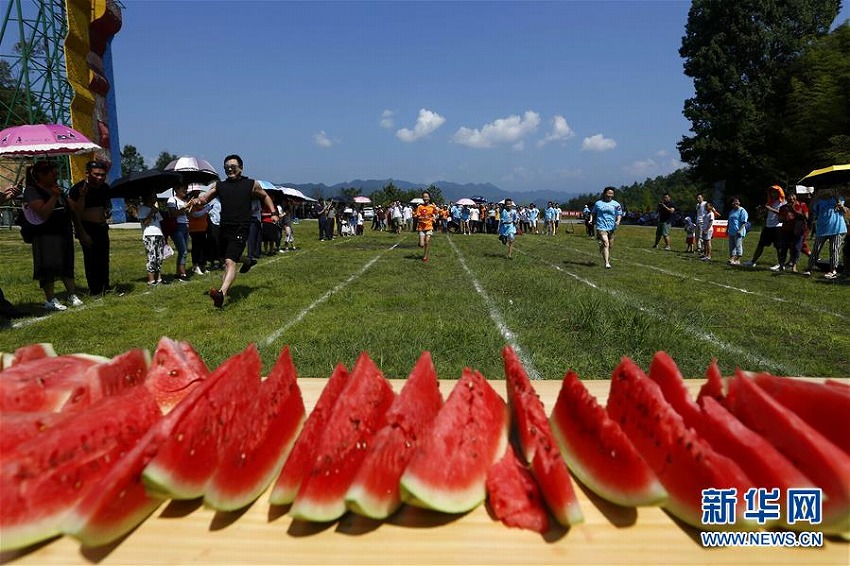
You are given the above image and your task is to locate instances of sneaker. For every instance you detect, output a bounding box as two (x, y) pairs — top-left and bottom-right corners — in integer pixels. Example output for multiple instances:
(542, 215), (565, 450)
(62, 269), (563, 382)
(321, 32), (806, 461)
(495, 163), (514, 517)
(193, 266), (205, 275)
(239, 258), (257, 274)
(789, 264), (797, 273)
(824, 271), (839, 279)
(802, 270), (812, 276)
(664, 246), (671, 251)
(209, 288), (224, 308)
(44, 298), (67, 311)
(422, 257), (429, 262)
(701, 256), (712, 261)
(605, 263), (612, 269)
(743, 261), (756, 267)
(68, 294), (84, 307)
(652, 245), (658, 249)
(176, 275), (189, 283)
(769, 264), (782, 272)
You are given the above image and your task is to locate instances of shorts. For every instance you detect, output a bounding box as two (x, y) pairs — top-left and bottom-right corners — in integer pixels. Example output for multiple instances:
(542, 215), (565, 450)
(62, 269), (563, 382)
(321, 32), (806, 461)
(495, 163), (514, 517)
(596, 229), (615, 240)
(702, 230), (713, 241)
(419, 229), (433, 237)
(757, 226), (780, 248)
(657, 222), (671, 237)
(686, 236), (695, 245)
(219, 222), (250, 262)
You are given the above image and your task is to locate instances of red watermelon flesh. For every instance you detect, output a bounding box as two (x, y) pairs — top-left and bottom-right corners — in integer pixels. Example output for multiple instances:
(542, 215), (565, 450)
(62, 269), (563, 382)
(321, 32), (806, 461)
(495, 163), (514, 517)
(83, 348), (150, 400)
(269, 363), (350, 506)
(345, 351), (443, 519)
(486, 445), (550, 533)
(647, 351), (703, 430)
(606, 357), (753, 529)
(0, 387), (161, 552)
(749, 372), (850, 456)
(401, 368), (509, 515)
(289, 352), (396, 522)
(205, 346), (306, 511)
(697, 359), (725, 402)
(144, 337), (209, 413)
(0, 411), (70, 457)
(9, 343), (57, 366)
(550, 369), (666, 508)
(501, 346), (584, 525)
(0, 354), (108, 413)
(724, 372), (850, 535)
(142, 344), (262, 499)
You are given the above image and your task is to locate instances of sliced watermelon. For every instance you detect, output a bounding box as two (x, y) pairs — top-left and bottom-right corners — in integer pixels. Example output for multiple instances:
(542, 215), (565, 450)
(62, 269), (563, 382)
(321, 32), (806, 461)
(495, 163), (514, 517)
(501, 346), (583, 525)
(486, 445), (549, 533)
(345, 351), (443, 519)
(289, 352), (396, 522)
(0, 354), (108, 413)
(142, 344), (261, 499)
(606, 357), (753, 529)
(204, 346), (306, 511)
(83, 348), (150, 400)
(647, 351), (703, 429)
(401, 368), (509, 515)
(8, 343), (57, 366)
(724, 371), (850, 535)
(144, 336), (209, 413)
(550, 369), (666, 508)
(0, 411), (70, 457)
(0, 387), (162, 552)
(749, 372), (850, 456)
(269, 363), (349, 506)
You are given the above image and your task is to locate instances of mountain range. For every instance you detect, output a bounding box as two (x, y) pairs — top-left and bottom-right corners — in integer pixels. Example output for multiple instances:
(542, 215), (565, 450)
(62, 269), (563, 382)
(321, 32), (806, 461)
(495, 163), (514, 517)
(276, 178), (583, 206)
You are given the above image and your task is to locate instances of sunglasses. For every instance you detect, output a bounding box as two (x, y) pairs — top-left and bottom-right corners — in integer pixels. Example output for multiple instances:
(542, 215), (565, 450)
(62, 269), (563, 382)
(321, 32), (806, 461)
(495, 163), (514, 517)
(224, 165), (240, 172)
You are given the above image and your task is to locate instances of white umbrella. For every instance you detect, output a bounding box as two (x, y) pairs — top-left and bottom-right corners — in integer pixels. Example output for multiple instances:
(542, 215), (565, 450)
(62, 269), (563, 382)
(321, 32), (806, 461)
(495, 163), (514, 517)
(409, 197), (424, 205)
(456, 198), (476, 206)
(163, 156), (219, 184)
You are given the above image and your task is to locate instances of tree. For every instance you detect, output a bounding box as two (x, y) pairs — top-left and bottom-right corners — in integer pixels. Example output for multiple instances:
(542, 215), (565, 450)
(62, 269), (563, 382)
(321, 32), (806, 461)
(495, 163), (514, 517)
(120, 145), (146, 176)
(0, 60), (49, 126)
(154, 151), (178, 170)
(678, 0), (840, 201)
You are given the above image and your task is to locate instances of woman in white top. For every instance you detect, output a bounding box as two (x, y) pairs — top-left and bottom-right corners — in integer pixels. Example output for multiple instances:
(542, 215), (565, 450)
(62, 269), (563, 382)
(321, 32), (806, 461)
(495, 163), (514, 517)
(138, 191), (165, 285)
(166, 185), (192, 281)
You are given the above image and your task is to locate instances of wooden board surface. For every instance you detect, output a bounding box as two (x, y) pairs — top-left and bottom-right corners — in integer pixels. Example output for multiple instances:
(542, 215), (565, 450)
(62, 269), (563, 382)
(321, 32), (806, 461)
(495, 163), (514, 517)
(3, 377), (849, 565)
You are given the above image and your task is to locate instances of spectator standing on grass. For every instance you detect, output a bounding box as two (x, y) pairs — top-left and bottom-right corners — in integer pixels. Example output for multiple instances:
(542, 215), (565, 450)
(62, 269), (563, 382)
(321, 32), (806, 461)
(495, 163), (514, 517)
(166, 184), (192, 282)
(653, 193), (676, 250)
(773, 193), (808, 273)
(316, 198), (330, 241)
(683, 216), (696, 253)
(416, 191), (438, 262)
(189, 196), (211, 274)
(726, 196), (749, 265)
(23, 161), (85, 311)
(695, 193), (708, 253)
(403, 203), (413, 231)
(744, 185), (785, 268)
(193, 154), (278, 308)
(583, 203), (594, 237)
(700, 202), (717, 261)
(803, 188), (846, 280)
(590, 186), (623, 269)
(138, 191), (165, 286)
(68, 160), (110, 295)
(1, 184), (24, 319)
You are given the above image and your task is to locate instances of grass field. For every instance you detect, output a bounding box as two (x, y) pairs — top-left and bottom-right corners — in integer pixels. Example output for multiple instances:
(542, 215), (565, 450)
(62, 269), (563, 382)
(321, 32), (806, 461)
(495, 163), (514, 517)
(1, 221), (848, 380)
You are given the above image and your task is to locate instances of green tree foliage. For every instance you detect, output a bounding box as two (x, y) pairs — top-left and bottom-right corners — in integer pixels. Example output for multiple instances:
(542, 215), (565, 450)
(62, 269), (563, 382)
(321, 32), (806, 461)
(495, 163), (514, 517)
(120, 145), (146, 176)
(678, 0), (840, 201)
(369, 181), (445, 206)
(154, 151), (178, 170)
(0, 60), (49, 126)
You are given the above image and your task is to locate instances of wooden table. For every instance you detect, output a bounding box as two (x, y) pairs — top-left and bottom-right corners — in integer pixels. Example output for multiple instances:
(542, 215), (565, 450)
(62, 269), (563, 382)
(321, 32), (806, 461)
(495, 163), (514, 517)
(3, 378), (848, 565)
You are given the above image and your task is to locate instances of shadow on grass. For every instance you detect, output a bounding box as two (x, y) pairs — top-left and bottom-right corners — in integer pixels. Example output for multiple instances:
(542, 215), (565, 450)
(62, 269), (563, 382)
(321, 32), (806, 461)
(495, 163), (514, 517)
(563, 259), (596, 268)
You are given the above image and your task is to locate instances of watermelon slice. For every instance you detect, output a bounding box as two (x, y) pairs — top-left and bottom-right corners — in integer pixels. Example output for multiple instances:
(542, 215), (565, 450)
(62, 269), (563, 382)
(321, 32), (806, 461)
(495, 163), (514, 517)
(8, 343), (57, 366)
(486, 445), (549, 533)
(550, 369), (666, 508)
(697, 359), (725, 402)
(289, 352), (396, 522)
(144, 337), (210, 413)
(501, 346), (584, 525)
(724, 371), (850, 535)
(0, 354), (109, 413)
(606, 357), (753, 529)
(269, 363), (349, 506)
(142, 344), (262, 499)
(748, 372), (850, 456)
(345, 351), (443, 519)
(0, 412), (70, 457)
(647, 351), (703, 429)
(401, 368), (509, 515)
(0, 387), (162, 552)
(204, 346), (306, 511)
(83, 348), (151, 400)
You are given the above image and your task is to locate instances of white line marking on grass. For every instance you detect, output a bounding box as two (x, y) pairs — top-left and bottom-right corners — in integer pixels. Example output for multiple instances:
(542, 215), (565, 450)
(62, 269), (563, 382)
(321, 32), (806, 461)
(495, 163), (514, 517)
(447, 236), (541, 380)
(567, 246), (849, 323)
(526, 250), (799, 376)
(262, 242), (401, 347)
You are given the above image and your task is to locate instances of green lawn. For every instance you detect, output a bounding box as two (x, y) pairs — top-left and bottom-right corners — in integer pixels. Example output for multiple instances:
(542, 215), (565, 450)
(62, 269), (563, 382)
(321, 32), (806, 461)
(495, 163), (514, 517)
(1, 221), (848, 379)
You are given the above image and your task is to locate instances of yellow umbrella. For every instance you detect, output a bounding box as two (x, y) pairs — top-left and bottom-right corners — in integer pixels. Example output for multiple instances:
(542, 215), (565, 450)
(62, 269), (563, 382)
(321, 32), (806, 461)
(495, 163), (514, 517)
(798, 164), (850, 188)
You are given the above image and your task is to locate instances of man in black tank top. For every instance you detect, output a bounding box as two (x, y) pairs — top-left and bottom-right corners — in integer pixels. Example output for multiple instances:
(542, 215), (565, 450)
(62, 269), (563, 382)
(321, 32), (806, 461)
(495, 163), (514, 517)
(193, 154), (278, 308)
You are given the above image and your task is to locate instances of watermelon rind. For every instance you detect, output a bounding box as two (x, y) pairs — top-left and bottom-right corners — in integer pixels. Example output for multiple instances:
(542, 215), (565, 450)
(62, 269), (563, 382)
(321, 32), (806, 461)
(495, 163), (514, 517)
(550, 369), (667, 509)
(400, 368), (509, 515)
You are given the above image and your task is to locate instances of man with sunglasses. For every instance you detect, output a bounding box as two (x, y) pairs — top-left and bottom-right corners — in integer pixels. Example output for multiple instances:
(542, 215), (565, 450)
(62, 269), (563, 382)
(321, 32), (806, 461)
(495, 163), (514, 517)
(68, 160), (111, 295)
(193, 154), (278, 308)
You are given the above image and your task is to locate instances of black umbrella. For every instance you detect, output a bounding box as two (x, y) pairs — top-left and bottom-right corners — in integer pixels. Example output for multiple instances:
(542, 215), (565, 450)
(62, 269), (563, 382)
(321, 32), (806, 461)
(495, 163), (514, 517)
(330, 195), (354, 204)
(470, 194), (488, 204)
(111, 169), (183, 199)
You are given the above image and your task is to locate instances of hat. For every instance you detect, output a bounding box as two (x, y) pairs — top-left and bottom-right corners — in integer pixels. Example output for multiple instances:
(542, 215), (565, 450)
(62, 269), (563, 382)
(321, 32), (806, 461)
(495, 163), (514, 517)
(770, 185), (785, 200)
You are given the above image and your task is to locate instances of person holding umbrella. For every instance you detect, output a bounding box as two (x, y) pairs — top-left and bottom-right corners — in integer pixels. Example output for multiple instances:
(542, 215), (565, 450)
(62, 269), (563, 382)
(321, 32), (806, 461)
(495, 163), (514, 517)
(192, 154), (278, 308)
(68, 160), (111, 295)
(803, 186), (847, 279)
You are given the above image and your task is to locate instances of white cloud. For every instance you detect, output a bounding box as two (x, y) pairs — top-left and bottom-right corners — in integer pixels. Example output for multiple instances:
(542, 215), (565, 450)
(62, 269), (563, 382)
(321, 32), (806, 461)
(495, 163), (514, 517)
(380, 110), (395, 129)
(452, 111), (541, 149)
(314, 130), (336, 148)
(624, 155), (685, 178)
(538, 115), (575, 146)
(396, 108), (446, 142)
(513, 140), (525, 151)
(581, 134), (617, 152)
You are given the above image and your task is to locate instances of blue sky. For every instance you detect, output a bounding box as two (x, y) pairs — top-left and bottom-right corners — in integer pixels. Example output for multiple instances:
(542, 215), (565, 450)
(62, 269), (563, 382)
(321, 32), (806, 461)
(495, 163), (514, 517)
(109, 1), (850, 194)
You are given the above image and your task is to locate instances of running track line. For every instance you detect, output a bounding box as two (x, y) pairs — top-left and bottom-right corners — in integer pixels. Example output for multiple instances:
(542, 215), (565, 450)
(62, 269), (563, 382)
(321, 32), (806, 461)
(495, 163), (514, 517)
(521, 249), (799, 376)
(447, 236), (541, 380)
(262, 241), (401, 348)
(570, 246), (849, 323)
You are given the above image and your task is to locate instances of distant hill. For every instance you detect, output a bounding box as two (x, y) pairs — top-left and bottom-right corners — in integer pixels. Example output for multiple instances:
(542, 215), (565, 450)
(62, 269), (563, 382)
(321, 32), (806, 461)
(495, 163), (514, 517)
(276, 178), (582, 207)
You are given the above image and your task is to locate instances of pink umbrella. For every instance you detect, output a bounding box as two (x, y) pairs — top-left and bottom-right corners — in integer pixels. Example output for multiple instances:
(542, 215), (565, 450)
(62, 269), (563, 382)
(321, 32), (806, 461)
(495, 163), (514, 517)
(456, 198), (476, 206)
(353, 195), (371, 204)
(0, 124), (101, 157)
